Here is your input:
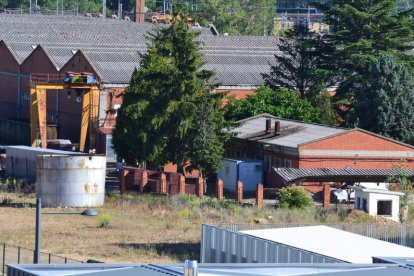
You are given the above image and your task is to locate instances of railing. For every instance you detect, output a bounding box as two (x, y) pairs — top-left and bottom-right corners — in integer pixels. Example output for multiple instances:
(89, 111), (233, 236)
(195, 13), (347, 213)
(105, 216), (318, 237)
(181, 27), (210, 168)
(0, 243), (83, 276)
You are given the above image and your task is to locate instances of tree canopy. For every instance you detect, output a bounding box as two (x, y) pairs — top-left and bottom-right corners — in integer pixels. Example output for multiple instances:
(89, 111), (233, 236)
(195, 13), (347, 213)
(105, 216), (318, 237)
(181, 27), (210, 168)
(263, 24), (334, 99)
(349, 56), (414, 144)
(224, 86), (326, 123)
(318, 0), (414, 99)
(112, 14), (229, 174)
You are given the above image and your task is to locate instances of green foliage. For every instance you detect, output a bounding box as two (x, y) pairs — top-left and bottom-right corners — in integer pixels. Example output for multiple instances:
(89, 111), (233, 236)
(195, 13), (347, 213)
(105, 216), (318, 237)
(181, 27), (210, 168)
(388, 162), (413, 208)
(278, 186), (313, 209)
(317, 0), (414, 100)
(97, 212), (112, 228)
(263, 24), (335, 100)
(349, 56), (414, 144)
(112, 14), (230, 174)
(196, 0), (277, 35)
(224, 86), (326, 124)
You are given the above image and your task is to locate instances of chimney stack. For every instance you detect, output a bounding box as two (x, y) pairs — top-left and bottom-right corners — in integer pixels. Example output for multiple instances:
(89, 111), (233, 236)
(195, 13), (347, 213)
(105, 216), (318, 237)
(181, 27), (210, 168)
(274, 121), (281, 134)
(265, 118), (271, 133)
(135, 0), (145, 23)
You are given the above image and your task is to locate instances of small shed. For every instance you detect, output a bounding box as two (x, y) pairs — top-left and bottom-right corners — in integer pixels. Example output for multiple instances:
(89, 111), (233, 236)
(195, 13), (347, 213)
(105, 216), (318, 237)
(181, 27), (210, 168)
(217, 158), (263, 192)
(351, 186), (403, 222)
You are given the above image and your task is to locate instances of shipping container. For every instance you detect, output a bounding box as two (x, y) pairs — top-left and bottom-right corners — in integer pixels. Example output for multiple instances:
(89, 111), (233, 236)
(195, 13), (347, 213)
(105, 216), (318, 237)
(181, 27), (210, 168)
(217, 158), (263, 192)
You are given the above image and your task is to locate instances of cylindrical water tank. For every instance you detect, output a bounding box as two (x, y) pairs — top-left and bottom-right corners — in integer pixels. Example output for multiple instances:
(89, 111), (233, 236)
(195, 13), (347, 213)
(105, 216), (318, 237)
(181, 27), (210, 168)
(37, 155), (106, 207)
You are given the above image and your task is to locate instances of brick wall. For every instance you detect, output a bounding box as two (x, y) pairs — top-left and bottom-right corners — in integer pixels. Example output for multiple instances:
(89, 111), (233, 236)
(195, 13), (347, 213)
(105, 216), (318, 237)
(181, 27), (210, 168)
(0, 42), (20, 119)
(299, 130), (414, 169)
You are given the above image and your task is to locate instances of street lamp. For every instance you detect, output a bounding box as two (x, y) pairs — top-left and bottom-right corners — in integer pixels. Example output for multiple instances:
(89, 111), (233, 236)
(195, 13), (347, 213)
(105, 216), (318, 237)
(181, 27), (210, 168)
(34, 198), (98, 264)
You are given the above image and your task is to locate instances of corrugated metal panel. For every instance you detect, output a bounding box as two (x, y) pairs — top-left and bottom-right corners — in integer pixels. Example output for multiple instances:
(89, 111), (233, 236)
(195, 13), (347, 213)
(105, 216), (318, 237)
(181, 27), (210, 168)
(201, 224), (342, 264)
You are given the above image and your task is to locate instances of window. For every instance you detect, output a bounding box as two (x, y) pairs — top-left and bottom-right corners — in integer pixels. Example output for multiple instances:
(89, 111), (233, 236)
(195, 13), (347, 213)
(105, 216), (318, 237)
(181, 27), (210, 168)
(285, 159), (292, 168)
(362, 199), (367, 212)
(225, 166), (230, 176)
(356, 197), (360, 209)
(377, 200), (392, 216)
(264, 156), (271, 172)
(113, 104), (121, 117)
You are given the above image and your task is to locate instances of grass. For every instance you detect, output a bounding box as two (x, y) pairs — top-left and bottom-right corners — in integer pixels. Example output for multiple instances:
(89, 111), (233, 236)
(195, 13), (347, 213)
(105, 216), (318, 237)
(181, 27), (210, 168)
(0, 191), (404, 263)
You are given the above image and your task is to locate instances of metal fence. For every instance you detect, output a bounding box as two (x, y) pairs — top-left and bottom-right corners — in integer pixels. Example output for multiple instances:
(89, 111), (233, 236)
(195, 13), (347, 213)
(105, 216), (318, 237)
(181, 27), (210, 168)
(0, 243), (83, 276)
(201, 223), (414, 264)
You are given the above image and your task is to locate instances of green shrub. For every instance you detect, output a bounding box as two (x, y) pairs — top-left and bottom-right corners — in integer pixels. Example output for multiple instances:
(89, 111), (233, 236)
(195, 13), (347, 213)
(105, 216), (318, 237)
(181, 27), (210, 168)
(278, 186), (312, 209)
(97, 212), (112, 228)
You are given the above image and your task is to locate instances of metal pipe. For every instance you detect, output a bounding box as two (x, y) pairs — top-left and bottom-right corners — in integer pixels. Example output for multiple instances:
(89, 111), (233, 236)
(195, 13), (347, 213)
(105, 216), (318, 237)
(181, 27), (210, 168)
(34, 198), (41, 264)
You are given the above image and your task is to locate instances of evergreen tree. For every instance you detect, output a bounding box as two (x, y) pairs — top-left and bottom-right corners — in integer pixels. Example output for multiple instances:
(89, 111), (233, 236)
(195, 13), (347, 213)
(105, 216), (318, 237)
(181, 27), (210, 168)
(318, 0), (414, 99)
(349, 56), (414, 144)
(112, 14), (230, 174)
(262, 24), (334, 99)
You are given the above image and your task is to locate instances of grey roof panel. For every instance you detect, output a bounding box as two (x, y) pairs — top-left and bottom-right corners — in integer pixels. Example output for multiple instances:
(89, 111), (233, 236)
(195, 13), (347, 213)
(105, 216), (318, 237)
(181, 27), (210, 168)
(231, 114), (347, 148)
(0, 14), (279, 85)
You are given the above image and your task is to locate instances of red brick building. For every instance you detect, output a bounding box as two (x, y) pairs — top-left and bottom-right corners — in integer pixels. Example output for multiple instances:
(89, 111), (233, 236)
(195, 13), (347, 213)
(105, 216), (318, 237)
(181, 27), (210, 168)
(0, 14), (277, 160)
(225, 114), (414, 188)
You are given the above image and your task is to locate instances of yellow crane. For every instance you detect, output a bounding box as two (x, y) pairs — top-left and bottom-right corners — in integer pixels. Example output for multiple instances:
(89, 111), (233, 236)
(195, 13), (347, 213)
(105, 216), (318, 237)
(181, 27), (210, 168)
(30, 73), (100, 152)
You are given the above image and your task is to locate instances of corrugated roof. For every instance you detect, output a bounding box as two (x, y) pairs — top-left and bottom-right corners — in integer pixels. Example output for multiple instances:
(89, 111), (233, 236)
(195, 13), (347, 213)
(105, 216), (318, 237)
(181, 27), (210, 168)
(231, 114), (347, 148)
(0, 14), (278, 85)
(274, 167), (414, 184)
(241, 226), (414, 264)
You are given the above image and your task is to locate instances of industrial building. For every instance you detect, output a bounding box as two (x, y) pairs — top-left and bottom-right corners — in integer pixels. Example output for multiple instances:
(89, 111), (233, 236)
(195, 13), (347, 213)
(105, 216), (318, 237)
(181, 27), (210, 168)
(201, 224), (414, 264)
(0, 13), (278, 158)
(225, 114), (414, 194)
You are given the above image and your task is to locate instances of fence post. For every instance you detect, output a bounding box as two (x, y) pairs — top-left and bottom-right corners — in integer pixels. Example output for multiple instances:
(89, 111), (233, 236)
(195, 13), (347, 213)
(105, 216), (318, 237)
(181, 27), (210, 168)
(256, 184), (263, 209)
(179, 175), (186, 194)
(119, 168), (129, 194)
(236, 181), (243, 203)
(139, 171), (148, 193)
(17, 246), (20, 264)
(2, 243), (5, 276)
(323, 183), (330, 209)
(196, 177), (204, 198)
(159, 173), (167, 194)
(216, 178), (223, 200)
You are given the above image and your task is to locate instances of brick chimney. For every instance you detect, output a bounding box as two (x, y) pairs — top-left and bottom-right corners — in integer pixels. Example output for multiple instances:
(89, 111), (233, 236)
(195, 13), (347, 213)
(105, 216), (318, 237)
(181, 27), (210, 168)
(274, 121), (281, 134)
(135, 0), (145, 23)
(265, 118), (271, 134)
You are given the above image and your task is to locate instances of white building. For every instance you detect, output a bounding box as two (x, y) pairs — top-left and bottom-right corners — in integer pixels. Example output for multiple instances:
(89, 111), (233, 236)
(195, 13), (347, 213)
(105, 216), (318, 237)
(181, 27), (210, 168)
(352, 185), (403, 222)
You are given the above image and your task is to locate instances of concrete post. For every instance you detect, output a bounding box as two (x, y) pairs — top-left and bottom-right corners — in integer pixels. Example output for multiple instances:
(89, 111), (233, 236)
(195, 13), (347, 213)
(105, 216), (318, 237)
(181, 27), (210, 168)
(179, 175), (186, 194)
(236, 181), (243, 203)
(216, 179), (223, 200)
(256, 184), (263, 209)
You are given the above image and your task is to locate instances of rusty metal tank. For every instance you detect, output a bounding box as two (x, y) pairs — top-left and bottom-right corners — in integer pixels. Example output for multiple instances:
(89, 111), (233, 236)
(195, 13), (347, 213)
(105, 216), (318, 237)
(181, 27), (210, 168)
(36, 155), (106, 207)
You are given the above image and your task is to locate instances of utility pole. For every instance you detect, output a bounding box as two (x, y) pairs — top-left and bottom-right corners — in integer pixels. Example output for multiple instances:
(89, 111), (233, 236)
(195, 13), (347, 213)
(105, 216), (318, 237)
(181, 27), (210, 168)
(35, 0), (38, 14)
(29, 0), (32, 14)
(118, 0), (121, 20)
(56, 0), (59, 15)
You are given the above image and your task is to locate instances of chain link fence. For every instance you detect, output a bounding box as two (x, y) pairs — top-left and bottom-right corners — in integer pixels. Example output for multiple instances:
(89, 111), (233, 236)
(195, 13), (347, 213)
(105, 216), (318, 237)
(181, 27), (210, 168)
(0, 243), (83, 275)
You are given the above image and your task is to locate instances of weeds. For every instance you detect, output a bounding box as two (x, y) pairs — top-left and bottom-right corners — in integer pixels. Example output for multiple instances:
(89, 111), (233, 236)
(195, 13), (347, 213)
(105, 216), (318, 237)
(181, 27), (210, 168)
(97, 212), (113, 228)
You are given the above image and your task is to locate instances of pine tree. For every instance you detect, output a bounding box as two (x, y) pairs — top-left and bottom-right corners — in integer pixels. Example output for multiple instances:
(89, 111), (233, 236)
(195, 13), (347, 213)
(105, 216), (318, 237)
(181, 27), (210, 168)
(262, 24), (335, 99)
(112, 14), (230, 174)
(350, 56), (414, 144)
(318, 0), (414, 99)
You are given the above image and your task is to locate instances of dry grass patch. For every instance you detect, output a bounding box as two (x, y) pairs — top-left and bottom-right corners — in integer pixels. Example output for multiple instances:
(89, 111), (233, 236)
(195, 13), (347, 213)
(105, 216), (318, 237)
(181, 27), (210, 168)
(0, 192), (402, 263)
